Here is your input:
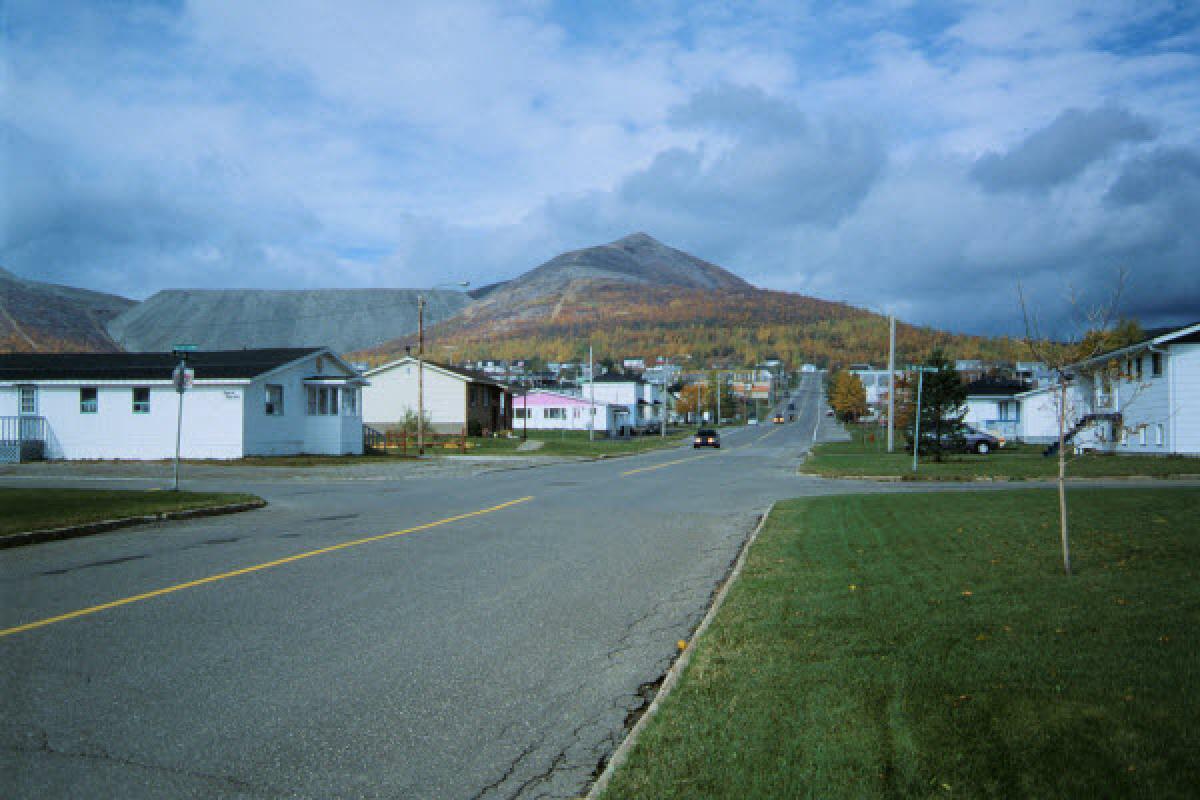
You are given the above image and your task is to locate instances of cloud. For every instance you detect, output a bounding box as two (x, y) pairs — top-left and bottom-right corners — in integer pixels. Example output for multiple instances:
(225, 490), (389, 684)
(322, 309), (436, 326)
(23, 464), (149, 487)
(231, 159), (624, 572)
(970, 107), (1155, 192)
(2, 0), (1198, 338)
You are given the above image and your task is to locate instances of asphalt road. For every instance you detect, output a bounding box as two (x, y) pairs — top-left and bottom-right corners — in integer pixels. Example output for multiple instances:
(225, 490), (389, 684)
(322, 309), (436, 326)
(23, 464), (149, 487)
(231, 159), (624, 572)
(0, 374), (877, 798)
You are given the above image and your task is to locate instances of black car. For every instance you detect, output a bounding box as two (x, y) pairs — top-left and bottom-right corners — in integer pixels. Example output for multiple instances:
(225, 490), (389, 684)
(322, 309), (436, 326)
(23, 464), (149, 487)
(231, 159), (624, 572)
(907, 425), (1004, 455)
(693, 429), (721, 448)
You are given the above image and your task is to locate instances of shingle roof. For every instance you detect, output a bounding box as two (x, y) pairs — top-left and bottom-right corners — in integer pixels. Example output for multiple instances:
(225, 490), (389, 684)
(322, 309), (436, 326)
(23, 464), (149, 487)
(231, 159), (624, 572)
(964, 378), (1031, 397)
(0, 348), (323, 382)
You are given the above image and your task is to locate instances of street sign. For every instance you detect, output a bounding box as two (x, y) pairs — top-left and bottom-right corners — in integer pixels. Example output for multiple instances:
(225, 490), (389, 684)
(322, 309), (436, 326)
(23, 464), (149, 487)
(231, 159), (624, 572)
(172, 344), (198, 352)
(172, 366), (195, 393)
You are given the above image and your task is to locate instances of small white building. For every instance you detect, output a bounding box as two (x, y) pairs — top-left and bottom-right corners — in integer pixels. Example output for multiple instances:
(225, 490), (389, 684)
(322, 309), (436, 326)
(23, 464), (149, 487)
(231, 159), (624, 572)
(1068, 322), (1200, 455)
(362, 357), (512, 435)
(0, 348), (365, 461)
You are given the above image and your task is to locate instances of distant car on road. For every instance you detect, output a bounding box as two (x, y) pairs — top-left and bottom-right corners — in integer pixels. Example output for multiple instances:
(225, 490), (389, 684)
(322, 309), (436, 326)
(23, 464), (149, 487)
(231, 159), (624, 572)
(746, 417), (758, 425)
(772, 414), (785, 424)
(693, 429), (721, 448)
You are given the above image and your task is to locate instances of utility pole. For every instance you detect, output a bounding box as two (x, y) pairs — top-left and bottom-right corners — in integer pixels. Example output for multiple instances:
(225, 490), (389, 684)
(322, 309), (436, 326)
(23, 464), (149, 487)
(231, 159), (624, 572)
(588, 345), (595, 442)
(888, 314), (896, 453)
(170, 345), (195, 491)
(417, 295), (425, 456)
(715, 372), (721, 426)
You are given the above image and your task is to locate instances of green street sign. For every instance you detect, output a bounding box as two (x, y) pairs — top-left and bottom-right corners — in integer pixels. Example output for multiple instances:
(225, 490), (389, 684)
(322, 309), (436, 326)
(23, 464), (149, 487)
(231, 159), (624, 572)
(172, 344), (198, 352)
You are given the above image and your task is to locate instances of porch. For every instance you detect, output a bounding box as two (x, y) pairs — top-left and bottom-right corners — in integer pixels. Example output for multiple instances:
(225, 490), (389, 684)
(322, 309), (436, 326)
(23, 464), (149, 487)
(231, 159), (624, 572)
(0, 416), (46, 463)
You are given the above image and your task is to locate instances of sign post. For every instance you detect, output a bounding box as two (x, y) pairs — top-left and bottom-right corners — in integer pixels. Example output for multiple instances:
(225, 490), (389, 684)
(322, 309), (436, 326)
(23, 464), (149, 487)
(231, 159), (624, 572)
(171, 345), (196, 491)
(907, 365), (939, 474)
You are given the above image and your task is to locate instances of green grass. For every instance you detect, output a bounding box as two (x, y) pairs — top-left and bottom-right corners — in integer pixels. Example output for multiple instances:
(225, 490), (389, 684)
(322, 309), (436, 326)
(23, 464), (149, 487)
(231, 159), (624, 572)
(0, 489), (263, 535)
(802, 424), (1200, 480)
(601, 488), (1200, 799)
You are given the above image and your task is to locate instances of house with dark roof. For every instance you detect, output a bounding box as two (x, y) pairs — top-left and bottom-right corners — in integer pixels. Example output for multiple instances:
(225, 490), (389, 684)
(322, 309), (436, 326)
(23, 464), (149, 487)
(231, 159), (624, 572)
(0, 348), (366, 461)
(579, 372), (667, 434)
(962, 378), (1031, 442)
(361, 356), (512, 435)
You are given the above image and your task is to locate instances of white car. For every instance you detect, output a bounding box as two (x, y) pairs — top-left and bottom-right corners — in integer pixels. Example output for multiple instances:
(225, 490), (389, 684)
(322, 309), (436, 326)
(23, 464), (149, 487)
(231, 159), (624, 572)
(747, 417), (759, 425)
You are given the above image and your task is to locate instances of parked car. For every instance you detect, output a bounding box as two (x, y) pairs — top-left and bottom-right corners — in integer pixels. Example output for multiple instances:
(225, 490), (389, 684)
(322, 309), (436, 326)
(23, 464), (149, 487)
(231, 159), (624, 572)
(747, 417), (758, 425)
(693, 429), (721, 448)
(906, 425), (1004, 455)
(772, 414), (785, 424)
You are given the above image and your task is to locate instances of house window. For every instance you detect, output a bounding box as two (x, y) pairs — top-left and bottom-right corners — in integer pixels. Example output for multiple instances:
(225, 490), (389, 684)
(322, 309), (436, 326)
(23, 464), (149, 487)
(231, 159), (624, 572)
(544, 408), (565, 420)
(1152, 352), (1163, 377)
(18, 386), (37, 415)
(80, 387), (98, 414)
(1156, 424), (1164, 446)
(1139, 426), (1147, 446)
(1135, 356), (1144, 380)
(265, 384), (284, 415)
(343, 388), (357, 415)
(132, 387), (151, 414)
(306, 386), (339, 415)
(514, 408), (529, 419)
(573, 408), (581, 418)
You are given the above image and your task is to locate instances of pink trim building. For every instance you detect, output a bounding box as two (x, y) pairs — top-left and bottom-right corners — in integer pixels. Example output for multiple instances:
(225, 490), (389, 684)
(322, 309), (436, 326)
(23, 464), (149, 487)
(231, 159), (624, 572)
(512, 390), (622, 433)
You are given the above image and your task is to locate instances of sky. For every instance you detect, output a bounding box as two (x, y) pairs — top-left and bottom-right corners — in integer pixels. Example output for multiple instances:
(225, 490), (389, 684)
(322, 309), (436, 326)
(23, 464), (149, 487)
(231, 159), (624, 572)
(2, 0), (1198, 338)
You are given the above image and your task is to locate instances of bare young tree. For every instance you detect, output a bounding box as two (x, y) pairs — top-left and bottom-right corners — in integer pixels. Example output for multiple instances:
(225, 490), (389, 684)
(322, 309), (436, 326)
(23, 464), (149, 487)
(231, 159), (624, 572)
(1018, 271), (1127, 576)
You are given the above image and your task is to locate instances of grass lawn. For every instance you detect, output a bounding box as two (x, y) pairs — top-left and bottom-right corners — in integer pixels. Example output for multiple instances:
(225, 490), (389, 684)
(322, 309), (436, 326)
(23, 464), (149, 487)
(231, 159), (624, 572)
(601, 488), (1200, 799)
(0, 489), (262, 536)
(802, 424), (1200, 480)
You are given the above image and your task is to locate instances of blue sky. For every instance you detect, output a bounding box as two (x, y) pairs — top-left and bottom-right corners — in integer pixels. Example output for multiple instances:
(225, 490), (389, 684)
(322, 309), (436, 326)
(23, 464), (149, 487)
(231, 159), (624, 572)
(2, 0), (1198, 337)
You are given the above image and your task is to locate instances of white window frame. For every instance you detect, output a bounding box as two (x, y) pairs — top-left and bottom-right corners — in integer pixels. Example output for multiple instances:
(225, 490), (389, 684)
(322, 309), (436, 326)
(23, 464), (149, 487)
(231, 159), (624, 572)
(132, 387), (151, 414)
(265, 384), (284, 416)
(80, 387), (98, 414)
(343, 388), (357, 415)
(1156, 424), (1164, 446)
(18, 386), (37, 415)
(305, 386), (339, 416)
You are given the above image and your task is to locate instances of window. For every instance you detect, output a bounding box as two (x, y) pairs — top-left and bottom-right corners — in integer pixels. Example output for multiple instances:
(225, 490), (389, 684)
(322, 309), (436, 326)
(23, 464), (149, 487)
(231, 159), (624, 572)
(132, 387), (150, 414)
(265, 384), (284, 415)
(18, 386), (37, 415)
(80, 387), (98, 414)
(343, 388), (357, 415)
(1139, 426), (1147, 446)
(573, 408), (581, 418)
(544, 408), (565, 420)
(514, 408), (529, 419)
(1152, 352), (1163, 377)
(1135, 356), (1143, 380)
(305, 386), (339, 416)
(1156, 424), (1165, 446)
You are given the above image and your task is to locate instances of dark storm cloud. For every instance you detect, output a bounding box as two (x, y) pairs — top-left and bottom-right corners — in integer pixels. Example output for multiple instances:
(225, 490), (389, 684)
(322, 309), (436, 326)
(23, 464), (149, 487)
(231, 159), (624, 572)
(1105, 145), (1200, 206)
(971, 107), (1155, 192)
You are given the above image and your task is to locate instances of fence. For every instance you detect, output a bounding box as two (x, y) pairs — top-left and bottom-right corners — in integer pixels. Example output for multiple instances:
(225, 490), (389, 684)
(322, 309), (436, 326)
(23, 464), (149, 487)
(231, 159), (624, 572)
(363, 426), (468, 455)
(0, 416), (46, 463)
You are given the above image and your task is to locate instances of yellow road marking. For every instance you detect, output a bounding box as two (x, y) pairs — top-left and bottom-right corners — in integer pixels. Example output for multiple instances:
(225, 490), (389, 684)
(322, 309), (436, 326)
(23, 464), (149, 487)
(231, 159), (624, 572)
(621, 452), (716, 477)
(1, 496), (534, 638)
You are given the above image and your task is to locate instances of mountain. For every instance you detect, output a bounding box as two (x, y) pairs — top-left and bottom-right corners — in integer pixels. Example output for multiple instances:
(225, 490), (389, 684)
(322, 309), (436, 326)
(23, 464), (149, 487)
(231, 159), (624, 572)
(355, 234), (1024, 368)
(455, 233), (751, 330)
(0, 267), (135, 352)
(107, 289), (472, 353)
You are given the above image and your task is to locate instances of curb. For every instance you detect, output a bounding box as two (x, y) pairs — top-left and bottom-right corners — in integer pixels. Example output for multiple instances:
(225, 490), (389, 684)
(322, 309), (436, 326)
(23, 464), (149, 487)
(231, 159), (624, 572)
(586, 503), (776, 800)
(0, 499), (268, 549)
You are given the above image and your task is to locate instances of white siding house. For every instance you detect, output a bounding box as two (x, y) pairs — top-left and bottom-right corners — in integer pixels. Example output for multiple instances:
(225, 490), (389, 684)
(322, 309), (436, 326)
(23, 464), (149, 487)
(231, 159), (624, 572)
(361, 357), (512, 435)
(1067, 322), (1200, 455)
(512, 390), (617, 433)
(0, 348), (365, 461)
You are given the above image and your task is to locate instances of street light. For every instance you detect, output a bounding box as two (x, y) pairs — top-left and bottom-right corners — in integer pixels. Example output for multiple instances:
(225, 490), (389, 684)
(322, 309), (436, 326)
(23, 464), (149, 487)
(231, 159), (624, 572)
(417, 281), (470, 455)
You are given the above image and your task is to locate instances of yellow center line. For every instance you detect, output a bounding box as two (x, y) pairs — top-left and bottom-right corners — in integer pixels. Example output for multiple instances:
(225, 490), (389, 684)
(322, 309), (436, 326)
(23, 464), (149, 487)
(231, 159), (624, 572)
(1, 496), (535, 639)
(621, 452), (717, 477)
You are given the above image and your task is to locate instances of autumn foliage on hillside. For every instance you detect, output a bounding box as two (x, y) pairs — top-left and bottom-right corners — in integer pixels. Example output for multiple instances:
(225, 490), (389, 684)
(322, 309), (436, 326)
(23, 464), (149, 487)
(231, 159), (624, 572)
(354, 282), (1026, 369)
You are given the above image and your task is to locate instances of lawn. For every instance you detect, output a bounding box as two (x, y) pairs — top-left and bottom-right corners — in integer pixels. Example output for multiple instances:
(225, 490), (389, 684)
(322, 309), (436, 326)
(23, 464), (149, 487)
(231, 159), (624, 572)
(0, 489), (263, 536)
(600, 488), (1200, 799)
(801, 423), (1200, 480)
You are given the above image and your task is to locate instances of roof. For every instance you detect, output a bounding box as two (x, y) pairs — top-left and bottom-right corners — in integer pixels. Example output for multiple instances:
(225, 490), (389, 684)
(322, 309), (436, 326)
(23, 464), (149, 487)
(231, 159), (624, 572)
(588, 373), (645, 385)
(0, 348), (324, 382)
(365, 356), (509, 389)
(1070, 321), (1200, 369)
(964, 378), (1031, 397)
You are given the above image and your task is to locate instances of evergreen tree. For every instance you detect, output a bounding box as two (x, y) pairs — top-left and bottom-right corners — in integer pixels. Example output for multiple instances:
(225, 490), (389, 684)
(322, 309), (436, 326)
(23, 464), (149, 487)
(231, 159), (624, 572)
(905, 350), (966, 462)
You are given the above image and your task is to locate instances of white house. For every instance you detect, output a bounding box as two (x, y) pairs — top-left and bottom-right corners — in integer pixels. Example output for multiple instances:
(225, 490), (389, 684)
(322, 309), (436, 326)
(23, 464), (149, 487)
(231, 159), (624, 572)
(1066, 322), (1200, 455)
(580, 374), (666, 434)
(0, 348), (365, 461)
(962, 379), (1030, 442)
(362, 357), (512, 435)
(512, 389), (617, 433)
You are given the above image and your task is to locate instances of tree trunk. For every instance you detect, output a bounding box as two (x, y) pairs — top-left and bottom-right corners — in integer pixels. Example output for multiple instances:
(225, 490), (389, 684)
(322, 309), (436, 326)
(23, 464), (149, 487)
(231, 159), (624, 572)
(1058, 382), (1071, 576)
